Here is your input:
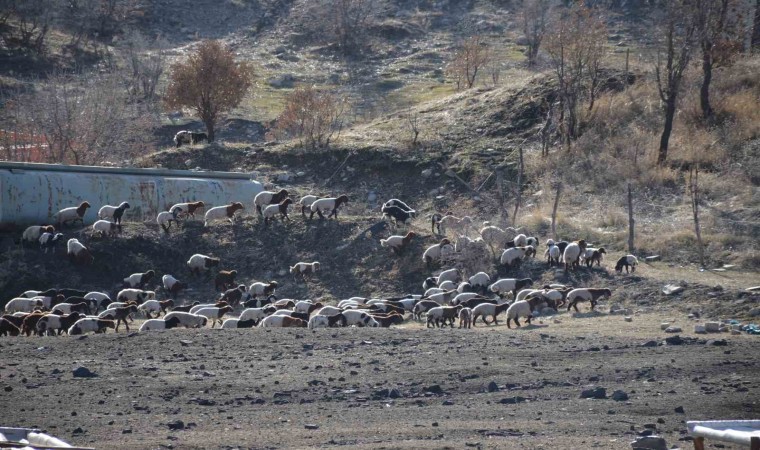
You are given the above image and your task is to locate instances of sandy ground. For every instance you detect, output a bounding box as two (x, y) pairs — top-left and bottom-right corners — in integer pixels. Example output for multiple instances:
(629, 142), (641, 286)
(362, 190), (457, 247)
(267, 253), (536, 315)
(1, 312), (758, 450)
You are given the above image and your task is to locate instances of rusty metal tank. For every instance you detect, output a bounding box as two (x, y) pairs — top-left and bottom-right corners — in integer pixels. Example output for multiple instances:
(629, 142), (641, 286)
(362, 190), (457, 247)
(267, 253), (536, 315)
(0, 162), (264, 228)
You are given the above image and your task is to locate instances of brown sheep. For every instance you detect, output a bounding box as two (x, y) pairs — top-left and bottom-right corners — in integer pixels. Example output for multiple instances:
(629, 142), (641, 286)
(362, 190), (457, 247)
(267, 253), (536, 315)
(215, 270), (238, 292)
(0, 317), (21, 336)
(220, 285), (248, 307)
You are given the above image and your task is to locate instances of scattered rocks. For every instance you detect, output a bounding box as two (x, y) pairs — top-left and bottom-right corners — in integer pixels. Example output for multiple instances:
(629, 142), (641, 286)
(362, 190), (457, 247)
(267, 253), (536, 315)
(665, 326), (682, 333)
(424, 384), (444, 395)
(663, 335), (684, 346)
(72, 367), (97, 378)
(694, 324), (706, 334)
(421, 169), (433, 178)
(498, 396), (526, 404)
(3, 386), (11, 392)
(748, 307), (760, 317)
(167, 420), (185, 431)
(611, 390), (629, 401)
(662, 285), (684, 295)
(674, 406), (685, 413)
(707, 339), (728, 346)
(660, 322), (670, 330)
(267, 73), (295, 88)
(704, 322), (721, 333)
(487, 381), (499, 392)
(630, 435), (668, 450)
(580, 387), (607, 399)
(304, 424), (319, 430)
(641, 340), (658, 348)
(624, 316), (633, 322)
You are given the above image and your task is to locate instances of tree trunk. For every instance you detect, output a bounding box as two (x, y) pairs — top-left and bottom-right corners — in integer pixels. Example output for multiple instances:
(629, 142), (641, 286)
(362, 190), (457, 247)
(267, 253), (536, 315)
(513, 147), (524, 224)
(204, 120), (215, 142)
(627, 182), (635, 254)
(657, 96), (677, 165)
(690, 166), (705, 267)
(700, 46), (713, 120)
(551, 182), (561, 240)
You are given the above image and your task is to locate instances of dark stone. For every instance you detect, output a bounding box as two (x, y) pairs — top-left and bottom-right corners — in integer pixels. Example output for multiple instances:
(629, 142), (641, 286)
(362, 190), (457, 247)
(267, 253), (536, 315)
(167, 420), (185, 431)
(122, 429), (132, 434)
(664, 335), (684, 346)
(72, 427), (84, 434)
(641, 341), (658, 347)
(630, 435), (667, 450)
(3, 386), (11, 392)
(499, 396), (526, 404)
(425, 385), (444, 395)
(487, 381), (499, 392)
(304, 424), (319, 430)
(674, 406), (685, 413)
(707, 339), (728, 346)
(72, 367), (97, 378)
(432, 422), (439, 427)
(389, 389), (401, 399)
(442, 400), (454, 406)
(580, 387), (607, 399)
(611, 390), (629, 401)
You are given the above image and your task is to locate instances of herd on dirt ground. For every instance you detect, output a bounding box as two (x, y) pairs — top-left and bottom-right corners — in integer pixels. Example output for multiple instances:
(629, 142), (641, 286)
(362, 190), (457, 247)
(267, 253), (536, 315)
(3, 193), (641, 337)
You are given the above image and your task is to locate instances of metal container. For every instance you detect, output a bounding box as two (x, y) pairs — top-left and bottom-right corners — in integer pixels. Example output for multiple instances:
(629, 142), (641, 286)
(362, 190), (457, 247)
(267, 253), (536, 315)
(0, 162), (264, 228)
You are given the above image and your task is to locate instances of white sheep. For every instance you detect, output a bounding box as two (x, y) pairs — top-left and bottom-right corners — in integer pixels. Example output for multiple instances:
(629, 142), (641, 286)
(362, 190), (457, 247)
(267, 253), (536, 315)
(239, 307), (275, 323)
(309, 195), (349, 219)
(562, 241), (586, 271)
(169, 201), (205, 219)
(116, 288), (155, 303)
(468, 272), (490, 289)
(516, 288), (543, 301)
(438, 214), (473, 237)
(139, 318), (178, 332)
(67, 238), (93, 264)
(194, 306), (234, 327)
(204, 202), (244, 227)
(315, 305), (343, 316)
(156, 211), (176, 233)
(437, 268), (460, 285)
(500, 246), (535, 267)
(92, 219), (120, 237)
(489, 278), (534, 298)
(422, 241), (455, 265)
(341, 310), (379, 327)
(22, 225), (55, 245)
(458, 307), (473, 328)
(290, 262), (320, 277)
(424, 287), (444, 297)
(249, 281), (278, 298)
(68, 317), (114, 335)
(98, 202), (130, 220)
(615, 255), (639, 273)
(4, 297), (43, 314)
(298, 195), (319, 217)
(308, 315), (330, 329)
(545, 244), (561, 266)
(187, 254), (220, 274)
(438, 280), (457, 291)
(54, 202), (90, 227)
(451, 292), (480, 306)
(506, 300), (534, 328)
(513, 234), (528, 247)
(162, 312), (208, 328)
(259, 315), (306, 327)
(253, 189), (289, 215)
(84, 292), (111, 311)
(479, 225), (521, 255)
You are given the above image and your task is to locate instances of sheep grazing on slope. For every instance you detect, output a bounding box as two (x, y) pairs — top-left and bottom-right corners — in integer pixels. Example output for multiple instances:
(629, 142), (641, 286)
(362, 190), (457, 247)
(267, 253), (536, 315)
(138, 299), (175, 319)
(297, 195), (320, 217)
(562, 240), (588, 271)
(169, 201), (205, 220)
(381, 205), (415, 227)
(489, 278), (534, 299)
(438, 214), (473, 237)
(505, 297), (546, 328)
(195, 305), (234, 328)
(422, 239), (455, 266)
(54, 202), (91, 228)
(249, 281), (278, 298)
(204, 202), (244, 227)
(289, 262), (320, 278)
(583, 247), (606, 267)
(426, 305), (461, 328)
(39, 232), (65, 253)
(479, 225), (521, 256)
(220, 285), (251, 307)
(254, 189), (290, 215)
(162, 274), (186, 298)
(187, 254), (220, 275)
(545, 242), (561, 266)
(123, 270), (155, 289)
(98, 202), (130, 225)
(383, 199), (414, 214)
(500, 246), (535, 268)
(310, 195), (349, 220)
(92, 219), (121, 237)
(22, 225), (55, 247)
(472, 302), (511, 326)
(615, 255), (638, 273)
(173, 130), (192, 147)
(215, 270), (238, 291)
(259, 315), (307, 328)
(468, 272), (491, 293)
(139, 316), (182, 332)
(263, 198), (293, 225)
(156, 211), (177, 233)
(380, 232), (416, 254)
(458, 307), (473, 329)
(67, 238), (94, 265)
(68, 318), (115, 335)
(566, 288), (612, 312)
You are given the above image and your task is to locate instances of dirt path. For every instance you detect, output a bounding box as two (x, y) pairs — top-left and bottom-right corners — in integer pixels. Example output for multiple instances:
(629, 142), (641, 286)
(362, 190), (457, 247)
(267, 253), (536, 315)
(1, 313), (758, 449)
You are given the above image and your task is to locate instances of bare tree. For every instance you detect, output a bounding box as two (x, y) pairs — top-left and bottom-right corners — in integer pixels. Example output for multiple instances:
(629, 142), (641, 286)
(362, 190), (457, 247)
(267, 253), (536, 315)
(521, 0), (554, 66)
(0, 0), (57, 53)
(406, 111), (420, 148)
(301, 0), (374, 57)
(544, 4), (607, 145)
(273, 85), (347, 149)
(122, 31), (167, 104)
(165, 40), (253, 142)
(446, 35), (491, 90)
(688, 164), (705, 267)
(653, 0), (697, 165)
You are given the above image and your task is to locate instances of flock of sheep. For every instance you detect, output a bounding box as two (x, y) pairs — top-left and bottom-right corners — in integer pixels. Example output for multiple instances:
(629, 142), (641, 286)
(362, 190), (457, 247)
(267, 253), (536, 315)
(4, 192), (640, 337)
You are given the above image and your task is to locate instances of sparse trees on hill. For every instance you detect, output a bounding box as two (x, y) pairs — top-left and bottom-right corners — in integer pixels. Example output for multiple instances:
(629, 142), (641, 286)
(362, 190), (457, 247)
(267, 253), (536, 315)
(272, 85), (346, 149)
(521, 0), (554, 66)
(544, 3), (607, 146)
(652, 0), (697, 165)
(165, 40), (253, 142)
(446, 35), (491, 90)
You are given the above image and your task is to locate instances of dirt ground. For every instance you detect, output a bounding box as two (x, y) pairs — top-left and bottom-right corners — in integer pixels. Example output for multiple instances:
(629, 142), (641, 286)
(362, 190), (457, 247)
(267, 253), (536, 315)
(1, 312), (758, 450)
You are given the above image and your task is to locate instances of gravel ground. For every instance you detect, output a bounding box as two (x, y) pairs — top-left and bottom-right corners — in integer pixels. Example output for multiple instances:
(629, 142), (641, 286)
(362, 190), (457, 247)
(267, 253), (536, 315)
(1, 313), (758, 450)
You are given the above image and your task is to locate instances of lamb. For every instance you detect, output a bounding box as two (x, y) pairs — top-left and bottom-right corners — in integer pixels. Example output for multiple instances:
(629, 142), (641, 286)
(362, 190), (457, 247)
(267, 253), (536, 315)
(204, 202), (244, 227)
(562, 240), (587, 271)
(438, 214), (473, 237)
(195, 305), (234, 328)
(479, 225), (521, 255)
(139, 316), (182, 332)
(4, 298), (44, 314)
(215, 270), (238, 291)
(68, 318), (115, 335)
(545, 243), (561, 266)
(341, 310), (379, 327)
(110, 305), (139, 331)
(310, 195), (349, 219)
(458, 307), (473, 329)
(22, 225), (55, 246)
(297, 195), (320, 217)
(426, 305), (461, 328)
(123, 270), (155, 289)
(187, 254), (220, 275)
(505, 297), (546, 328)
(169, 201), (205, 219)
(566, 288), (612, 312)
(98, 201), (130, 223)
(381, 205), (415, 227)
(162, 275), (186, 298)
(117, 288), (154, 303)
(92, 219), (121, 237)
(422, 239), (455, 265)
(239, 306), (277, 325)
(249, 281), (277, 298)
(263, 198), (293, 225)
(162, 312), (208, 328)
(220, 285), (251, 307)
(380, 232), (416, 254)
(38, 232), (65, 253)
(138, 300), (175, 319)
(36, 312), (85, 336)
(259, 315), (306, 327)
(489, 278), (534, 298)
(67, 238), (94, 265)
(582, 247), (606, 267)
(472, 302), (511, 326)
(54, 201), (90, 228)
(254, 189), (290, 215)
(615, 255), (638, 273)
(500, 246), (536, 268)
(0, 317), (20, 336)
(437, 268), (460, 285)
(156, 211), (177, 233)
(513, 234), (528, 247)
(289, 262), (320, 278)
(412, 300), (442, 321)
